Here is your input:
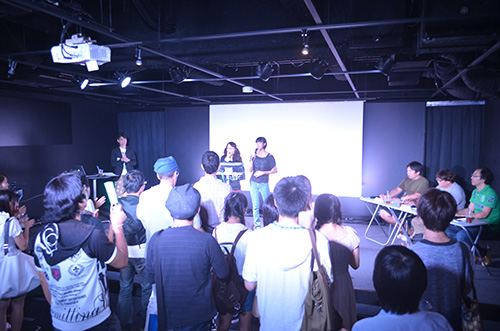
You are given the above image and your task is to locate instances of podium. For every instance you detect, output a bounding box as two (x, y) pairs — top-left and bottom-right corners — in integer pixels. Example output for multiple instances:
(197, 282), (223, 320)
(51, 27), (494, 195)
(217, 162), (244, 184)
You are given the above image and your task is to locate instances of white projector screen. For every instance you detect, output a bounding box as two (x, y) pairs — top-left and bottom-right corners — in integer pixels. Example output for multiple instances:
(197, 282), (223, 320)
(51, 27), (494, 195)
(209, 101), (364, 197)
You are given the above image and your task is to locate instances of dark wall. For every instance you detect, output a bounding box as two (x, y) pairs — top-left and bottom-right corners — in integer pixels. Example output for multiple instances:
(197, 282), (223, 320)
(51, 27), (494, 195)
(0, 91), (119, 218)
(165, 106), (210, 186)
(341, 101), (426, 218)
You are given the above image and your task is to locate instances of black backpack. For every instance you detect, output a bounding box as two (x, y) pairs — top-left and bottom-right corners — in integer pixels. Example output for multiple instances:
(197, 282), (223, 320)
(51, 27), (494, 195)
(212, 229), (248, 315)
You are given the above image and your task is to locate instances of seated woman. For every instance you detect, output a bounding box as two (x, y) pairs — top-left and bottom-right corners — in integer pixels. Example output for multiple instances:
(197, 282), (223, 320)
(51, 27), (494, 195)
(352, 246), (452, 331)
(213, 192), (254, 331)
(314, 193), (359, 330)
(410, 188), (472, 331)
(0, 190), (37, 331)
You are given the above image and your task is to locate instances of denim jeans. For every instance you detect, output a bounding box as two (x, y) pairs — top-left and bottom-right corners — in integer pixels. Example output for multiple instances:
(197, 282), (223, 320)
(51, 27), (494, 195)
(116, 257), (153, 328)
(250, 181), (271, 229)
(445, 224), (480, 247)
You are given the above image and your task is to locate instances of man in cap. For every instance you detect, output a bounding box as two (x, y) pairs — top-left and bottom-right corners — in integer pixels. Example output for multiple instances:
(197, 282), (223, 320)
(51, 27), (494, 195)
(136, 156), (180, 240)
(146, 184), (229, 331)
(193, 151), (231, 231)
(136, 156), (180, 329)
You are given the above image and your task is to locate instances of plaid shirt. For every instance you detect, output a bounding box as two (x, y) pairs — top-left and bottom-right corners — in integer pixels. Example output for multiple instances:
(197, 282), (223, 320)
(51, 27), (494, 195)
(194, 176), (231, 228)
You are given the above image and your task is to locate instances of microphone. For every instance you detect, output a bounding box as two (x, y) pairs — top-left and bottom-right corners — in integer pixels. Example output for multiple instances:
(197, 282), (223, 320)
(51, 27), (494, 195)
(250, 148), (258, 162)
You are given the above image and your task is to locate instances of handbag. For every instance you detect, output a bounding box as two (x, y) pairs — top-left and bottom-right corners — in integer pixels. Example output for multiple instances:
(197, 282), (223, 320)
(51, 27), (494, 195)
(461, 285), (482, 331)
(459, 242), (482, 331)
(300, 229), (342, 331)
(1, 216), (40, 299)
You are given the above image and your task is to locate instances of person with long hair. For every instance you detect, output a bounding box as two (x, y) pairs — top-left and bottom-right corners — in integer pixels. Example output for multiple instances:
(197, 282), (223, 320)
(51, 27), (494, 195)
(213, 192), (254, 331)
(315, 193), (360, 330)
(220, 142), (245, 191)
(249, 137), (277, 229)
(0, 190), (36, 331)
(0, 173), (8, 190)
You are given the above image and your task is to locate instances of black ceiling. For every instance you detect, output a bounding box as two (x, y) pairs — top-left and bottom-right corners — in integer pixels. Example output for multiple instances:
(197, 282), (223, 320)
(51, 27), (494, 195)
(1, 0), (499, 106)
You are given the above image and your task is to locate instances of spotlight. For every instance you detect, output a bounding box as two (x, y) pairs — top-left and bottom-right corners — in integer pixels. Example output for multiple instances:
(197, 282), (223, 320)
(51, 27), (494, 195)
(301, 45), (309, 56)
(375, 56), (395, 76)
(310, 59), (329, 80)
(7, 59), (17, 78)
(80, 78), (89, 90)
(117, 73), (132, 88)
(169, 66), (188, 84)
(242, 86), (253, 93)
(301, 29), (310, 56)
(135, 47), (142, 66)
(257, 62), (274, 82)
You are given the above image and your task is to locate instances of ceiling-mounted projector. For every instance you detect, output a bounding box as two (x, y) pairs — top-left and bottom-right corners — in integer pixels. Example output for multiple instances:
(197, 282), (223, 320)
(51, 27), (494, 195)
(51, 34), (111, 72)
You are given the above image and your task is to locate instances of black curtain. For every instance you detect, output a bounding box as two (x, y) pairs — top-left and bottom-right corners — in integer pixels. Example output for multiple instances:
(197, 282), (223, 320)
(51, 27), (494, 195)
(424, 105), (484, 198)
(118, 111), (167, 188)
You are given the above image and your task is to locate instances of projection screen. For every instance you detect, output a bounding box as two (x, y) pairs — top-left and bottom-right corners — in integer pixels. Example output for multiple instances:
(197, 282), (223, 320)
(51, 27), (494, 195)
(210, 101), (364, 197)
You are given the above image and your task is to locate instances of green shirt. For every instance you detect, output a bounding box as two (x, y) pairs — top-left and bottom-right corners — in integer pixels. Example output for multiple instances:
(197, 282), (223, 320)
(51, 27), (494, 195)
(470, 185), (500, 232)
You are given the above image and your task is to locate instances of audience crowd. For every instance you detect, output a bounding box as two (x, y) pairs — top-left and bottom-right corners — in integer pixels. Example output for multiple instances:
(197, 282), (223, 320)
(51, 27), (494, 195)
(1, 151), (498, 331)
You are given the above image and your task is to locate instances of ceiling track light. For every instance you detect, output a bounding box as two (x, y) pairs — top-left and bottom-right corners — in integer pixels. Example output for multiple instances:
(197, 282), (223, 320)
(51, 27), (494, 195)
(375, 56), (395, 76)
(169, 66), (188, 84)
(301, 29), (309, 56)
(116, 73), (132, 88)
(257, 62), (275, 82)
(135, 47), (142, 66)
(310, 59), (329, 80)
(79, 78), (89, 90)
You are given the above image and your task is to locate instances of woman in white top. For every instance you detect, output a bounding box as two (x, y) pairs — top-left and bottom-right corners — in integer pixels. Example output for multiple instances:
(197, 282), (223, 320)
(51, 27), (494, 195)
(213, 192), (253, 331)
(0, 190), (35, 331)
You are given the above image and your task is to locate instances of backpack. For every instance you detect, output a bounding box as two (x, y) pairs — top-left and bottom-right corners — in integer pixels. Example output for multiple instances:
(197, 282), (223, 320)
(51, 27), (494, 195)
(212, 229), (248, 315)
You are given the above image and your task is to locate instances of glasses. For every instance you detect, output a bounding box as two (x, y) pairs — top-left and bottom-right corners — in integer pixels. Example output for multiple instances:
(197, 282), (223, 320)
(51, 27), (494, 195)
(436, 178), (443, 182)
(471, 174), (481, 178)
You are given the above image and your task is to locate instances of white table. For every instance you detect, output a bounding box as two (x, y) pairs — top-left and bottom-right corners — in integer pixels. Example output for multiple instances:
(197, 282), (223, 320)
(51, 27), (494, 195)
(450, 218), (489, 256)
(361, 197), (417, 246)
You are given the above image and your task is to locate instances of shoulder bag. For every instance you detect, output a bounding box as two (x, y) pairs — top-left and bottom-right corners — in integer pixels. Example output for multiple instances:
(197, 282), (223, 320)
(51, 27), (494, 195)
(301, 229), (342, 331)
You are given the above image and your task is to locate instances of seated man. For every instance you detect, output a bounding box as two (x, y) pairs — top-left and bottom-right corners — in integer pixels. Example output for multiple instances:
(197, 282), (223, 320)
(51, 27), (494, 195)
(379, 161), (429, 229)
(352, 245), (452, 331)
(447, 167), (500, 263)
(412, 169), (466, 238)
(411, 189), (472, 330)
(435, 169), (466, 209)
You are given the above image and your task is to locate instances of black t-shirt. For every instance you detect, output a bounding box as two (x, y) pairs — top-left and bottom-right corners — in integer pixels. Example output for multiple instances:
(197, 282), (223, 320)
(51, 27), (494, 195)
(250, 153), (276, 183)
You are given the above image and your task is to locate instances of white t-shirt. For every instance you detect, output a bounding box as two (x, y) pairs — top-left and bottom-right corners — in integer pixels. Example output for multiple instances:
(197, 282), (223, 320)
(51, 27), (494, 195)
(242, 222), (332, 331)
(213, 222), (250, 275)
(0, 212), (22, 259)
(120, 147), (127, 175)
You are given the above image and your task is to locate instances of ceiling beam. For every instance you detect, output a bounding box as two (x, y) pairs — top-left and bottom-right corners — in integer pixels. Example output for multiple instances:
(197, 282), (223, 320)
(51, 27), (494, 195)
(0, 0), (282, 103)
